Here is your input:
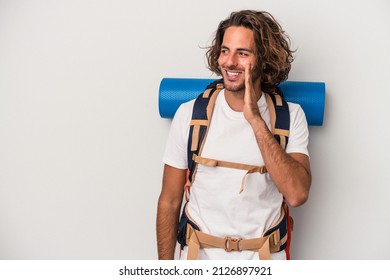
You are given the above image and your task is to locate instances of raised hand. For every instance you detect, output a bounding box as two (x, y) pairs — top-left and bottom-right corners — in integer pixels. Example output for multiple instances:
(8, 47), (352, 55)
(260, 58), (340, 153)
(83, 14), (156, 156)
(243, 63), (262, 125)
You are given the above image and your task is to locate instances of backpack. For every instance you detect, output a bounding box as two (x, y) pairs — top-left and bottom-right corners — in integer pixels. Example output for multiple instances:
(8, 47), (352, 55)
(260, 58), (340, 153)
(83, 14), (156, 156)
(178, 79), (293, 259)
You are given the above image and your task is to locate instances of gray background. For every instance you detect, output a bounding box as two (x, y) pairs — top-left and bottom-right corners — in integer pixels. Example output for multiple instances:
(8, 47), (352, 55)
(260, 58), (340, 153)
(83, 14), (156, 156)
(1, 0), (389, 259)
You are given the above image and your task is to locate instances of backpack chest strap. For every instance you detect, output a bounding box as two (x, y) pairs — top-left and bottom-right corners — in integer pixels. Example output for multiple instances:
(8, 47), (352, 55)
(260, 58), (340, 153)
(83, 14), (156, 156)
(192, 154), (267, 193)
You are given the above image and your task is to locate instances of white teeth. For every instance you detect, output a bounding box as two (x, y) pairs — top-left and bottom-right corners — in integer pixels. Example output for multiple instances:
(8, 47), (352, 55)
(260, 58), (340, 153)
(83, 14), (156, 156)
(227, 71), (239, 76)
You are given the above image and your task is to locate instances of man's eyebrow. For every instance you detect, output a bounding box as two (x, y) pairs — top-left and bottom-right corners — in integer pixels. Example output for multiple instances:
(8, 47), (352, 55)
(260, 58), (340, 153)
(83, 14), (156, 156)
(221, 45), (254, 53)
(237, 48), (254, 53)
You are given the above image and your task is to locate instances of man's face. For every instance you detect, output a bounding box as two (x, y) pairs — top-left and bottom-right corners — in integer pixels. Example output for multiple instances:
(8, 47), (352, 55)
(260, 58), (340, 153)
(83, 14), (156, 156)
(217, 26), (260, 93)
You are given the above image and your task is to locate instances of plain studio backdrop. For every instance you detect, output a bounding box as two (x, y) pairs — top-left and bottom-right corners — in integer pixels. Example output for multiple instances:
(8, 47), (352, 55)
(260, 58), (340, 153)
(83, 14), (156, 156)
(0, 0), (389, 259)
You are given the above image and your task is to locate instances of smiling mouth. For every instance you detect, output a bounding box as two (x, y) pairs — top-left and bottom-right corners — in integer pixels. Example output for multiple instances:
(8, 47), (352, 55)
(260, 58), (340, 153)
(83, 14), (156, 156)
(225, 69), (243, 78)
(227, 71), (239, 76)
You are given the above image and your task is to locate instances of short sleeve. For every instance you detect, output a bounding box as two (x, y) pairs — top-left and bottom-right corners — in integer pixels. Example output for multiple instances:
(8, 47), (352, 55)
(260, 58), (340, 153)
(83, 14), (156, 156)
(162, 100), (195, 169)
(285, 103), (310, 156)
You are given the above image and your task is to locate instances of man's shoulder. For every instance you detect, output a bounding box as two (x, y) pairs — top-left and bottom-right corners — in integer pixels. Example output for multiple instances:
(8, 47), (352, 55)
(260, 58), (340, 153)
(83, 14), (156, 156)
(172, 98), (196, 121)
(286, 101), (304, 116)
(286, 101), (308, 131)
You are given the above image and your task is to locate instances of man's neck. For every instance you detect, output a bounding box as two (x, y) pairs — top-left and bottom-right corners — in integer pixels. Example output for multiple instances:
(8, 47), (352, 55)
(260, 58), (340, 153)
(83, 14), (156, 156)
(224, 82), (262, 112)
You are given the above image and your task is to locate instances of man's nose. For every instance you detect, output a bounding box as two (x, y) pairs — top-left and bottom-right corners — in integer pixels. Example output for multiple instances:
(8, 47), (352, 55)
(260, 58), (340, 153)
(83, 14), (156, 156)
(225, 53), (238, 68)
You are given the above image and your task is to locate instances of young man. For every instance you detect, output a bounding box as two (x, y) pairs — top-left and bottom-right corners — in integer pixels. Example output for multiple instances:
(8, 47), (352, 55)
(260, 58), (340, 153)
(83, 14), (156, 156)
(157, 10), (311, 260)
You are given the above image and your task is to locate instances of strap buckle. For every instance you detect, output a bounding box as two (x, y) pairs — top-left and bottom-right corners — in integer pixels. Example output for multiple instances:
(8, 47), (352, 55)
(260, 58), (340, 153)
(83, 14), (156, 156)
(268, 229), (281, 249)
(224, 237), (242, 252)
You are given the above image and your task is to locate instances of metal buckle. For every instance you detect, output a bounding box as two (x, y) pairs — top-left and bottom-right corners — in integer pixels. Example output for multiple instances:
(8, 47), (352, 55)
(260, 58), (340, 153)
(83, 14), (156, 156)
(224, 237), (242, 252)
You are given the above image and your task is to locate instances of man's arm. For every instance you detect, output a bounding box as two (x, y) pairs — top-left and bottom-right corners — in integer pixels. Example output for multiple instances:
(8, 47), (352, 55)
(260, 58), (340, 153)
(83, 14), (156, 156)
(243, 64), (311, 207)
(252, 129), (311, 207)
(156, 164), (186, 259)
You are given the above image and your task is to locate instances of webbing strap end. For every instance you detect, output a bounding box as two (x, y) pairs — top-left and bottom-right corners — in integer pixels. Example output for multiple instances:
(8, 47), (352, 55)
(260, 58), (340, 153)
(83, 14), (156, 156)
(191, 126), (200, 151)
(257, 238), (271, 260)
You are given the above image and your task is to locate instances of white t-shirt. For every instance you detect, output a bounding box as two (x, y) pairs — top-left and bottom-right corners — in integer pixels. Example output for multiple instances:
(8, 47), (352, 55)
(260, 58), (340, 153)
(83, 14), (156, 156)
(163, 90), (309, 260)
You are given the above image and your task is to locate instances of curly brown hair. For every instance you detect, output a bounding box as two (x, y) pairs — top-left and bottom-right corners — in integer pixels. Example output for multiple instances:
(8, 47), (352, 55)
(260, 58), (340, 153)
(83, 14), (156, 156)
(206, 10), (294, 94)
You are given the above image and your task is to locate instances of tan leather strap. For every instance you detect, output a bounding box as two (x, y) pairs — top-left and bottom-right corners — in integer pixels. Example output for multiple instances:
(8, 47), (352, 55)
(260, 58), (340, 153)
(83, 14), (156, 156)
(192, 154), (267, 193)
(274, 94), (283, 106)
(186, 225), (287, 260)
(265, 94), (276, 134)
(186, 207), (287, 260)
(192, 154), (265, 172)
(202, 88), (212, 98)
(191, 125), (200, 151)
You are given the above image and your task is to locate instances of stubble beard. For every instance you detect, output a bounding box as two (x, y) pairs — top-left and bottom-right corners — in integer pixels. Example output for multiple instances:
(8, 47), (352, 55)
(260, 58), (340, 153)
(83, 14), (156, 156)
(224, 80), (245, 93)
(221, 66), (261, 94)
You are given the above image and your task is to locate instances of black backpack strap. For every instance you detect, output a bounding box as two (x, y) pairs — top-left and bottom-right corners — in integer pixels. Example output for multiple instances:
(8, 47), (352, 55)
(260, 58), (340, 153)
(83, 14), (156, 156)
(265, 90), (290, 150)
(187, 79), (224, 184)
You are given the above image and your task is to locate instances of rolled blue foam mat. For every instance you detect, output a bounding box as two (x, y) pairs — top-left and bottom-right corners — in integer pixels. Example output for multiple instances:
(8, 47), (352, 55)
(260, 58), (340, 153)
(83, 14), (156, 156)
(159, 78), (325, 126)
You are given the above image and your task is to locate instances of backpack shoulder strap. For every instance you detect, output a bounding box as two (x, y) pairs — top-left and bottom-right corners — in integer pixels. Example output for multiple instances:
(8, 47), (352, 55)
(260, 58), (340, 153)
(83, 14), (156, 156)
(265, 90), (292, 259)
(187, 79), (224, 184)
(264, 90), (290, 150)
